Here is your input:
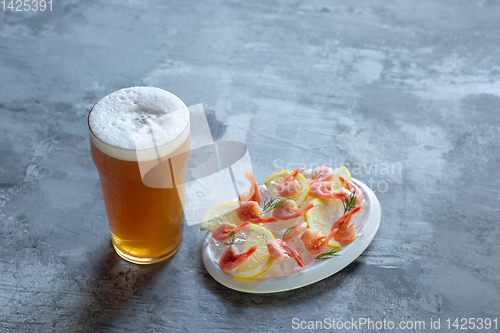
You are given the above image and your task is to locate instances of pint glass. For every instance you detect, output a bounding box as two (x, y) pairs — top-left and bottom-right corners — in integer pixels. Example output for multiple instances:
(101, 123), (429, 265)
(88, 87), (190, 264)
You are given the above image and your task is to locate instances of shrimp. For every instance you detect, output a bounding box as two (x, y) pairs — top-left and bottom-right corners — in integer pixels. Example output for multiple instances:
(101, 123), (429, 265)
(338, 175), (364, 205)
(277, 168), (301, 197)
(300, 227), (338, 255)
(212, 222), (250, 242)
(334, 222), (356, 246)
(219, 245), (257, 272)
(267, 239), (305, 267)
(272, 200), (314, 220)
(331, 205), (362, 245)
(311, 166), (334, 182)
(236, 201), (278, 223)
(331, 206), (362, 230)
(238, 171), (261, 205)
(308, 181), (346, 200)
(283, 222), (308, 242)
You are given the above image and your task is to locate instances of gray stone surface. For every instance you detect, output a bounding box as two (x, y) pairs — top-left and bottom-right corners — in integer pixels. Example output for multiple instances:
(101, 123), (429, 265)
(1, 0), (499, 332)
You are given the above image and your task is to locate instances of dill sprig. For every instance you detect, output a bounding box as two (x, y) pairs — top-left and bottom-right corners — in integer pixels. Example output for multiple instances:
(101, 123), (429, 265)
(342, 191), (357, 214)
(315, 248), (341, 260)
(261, 195), (288, 215)
(217, 231), (240, 246)
(282, 226), (294, 241)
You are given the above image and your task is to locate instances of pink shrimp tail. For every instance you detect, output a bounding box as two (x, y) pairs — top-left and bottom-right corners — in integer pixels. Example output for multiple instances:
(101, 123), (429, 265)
(339, 175), (364, 205)
(258, 216), (279, 223)
(238, 186), (255, 203)
(267, 239), (305, 268)
(283, 222), (308, 242)
(296, 202), (314, 215)
(238, 171), (261, 205)
(219, 245), (257, 272)
(232, 221), (250, 233)
(332, 206), (362, 231)
(246, 171), (261, 205)
(284, 202), (314, 219)
(282, 242), (305, 268)
(323, 228), (338, 245)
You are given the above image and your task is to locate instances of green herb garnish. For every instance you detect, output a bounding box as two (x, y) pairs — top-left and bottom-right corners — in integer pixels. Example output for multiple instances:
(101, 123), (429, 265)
(315, 248), (341, 260)
(261, 195), (288, 215)
(342, 191), (357, 214)
(282, 226), (294, 241)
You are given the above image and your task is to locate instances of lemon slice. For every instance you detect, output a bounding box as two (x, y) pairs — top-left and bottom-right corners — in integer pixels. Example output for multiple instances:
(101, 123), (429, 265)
(234, 224), (275, 279)
(339, 166), (351, 180)
(331, 166), (351, 191)
(200, 201), (243, 231)
(304, 199), (341, 249)
(263, 170), (309, 206)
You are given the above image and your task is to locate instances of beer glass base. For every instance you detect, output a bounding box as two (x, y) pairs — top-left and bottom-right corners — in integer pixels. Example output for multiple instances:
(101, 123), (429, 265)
(113, 241), (182, 265)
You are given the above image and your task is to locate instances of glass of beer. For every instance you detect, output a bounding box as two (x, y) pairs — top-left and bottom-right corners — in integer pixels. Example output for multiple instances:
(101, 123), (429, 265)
(88, 87), (190, 264)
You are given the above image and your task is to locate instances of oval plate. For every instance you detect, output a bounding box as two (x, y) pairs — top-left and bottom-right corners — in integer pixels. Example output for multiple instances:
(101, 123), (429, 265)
(202, 178), (381, 293)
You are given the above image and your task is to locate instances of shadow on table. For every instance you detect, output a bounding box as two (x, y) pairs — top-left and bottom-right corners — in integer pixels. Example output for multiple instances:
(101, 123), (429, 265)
(199, 251), (363, 308)
(68, 243), (170, 332)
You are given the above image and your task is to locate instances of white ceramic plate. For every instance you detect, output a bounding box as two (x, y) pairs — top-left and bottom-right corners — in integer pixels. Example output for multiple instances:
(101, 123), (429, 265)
(202, 178), (381, 293)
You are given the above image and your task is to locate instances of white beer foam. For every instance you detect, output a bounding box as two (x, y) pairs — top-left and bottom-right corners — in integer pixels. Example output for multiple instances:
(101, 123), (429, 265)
(88, 87), (190, 161)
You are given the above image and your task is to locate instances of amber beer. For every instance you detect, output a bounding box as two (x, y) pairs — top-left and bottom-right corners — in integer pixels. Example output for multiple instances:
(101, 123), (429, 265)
(88, 87), (190, 264)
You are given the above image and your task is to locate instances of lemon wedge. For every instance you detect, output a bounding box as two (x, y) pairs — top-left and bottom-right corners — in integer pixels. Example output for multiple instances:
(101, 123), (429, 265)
(200, 201), (243, 231)
(234, 224), (275, 279)
(304, 199), (341, 249)
(330, 166), (351, 191)
(339, 166), (351, 180)
(263, 170), (309, 207)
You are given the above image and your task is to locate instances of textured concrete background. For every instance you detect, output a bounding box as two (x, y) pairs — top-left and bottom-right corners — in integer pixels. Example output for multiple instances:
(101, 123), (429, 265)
(1, 0), (499, 332)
